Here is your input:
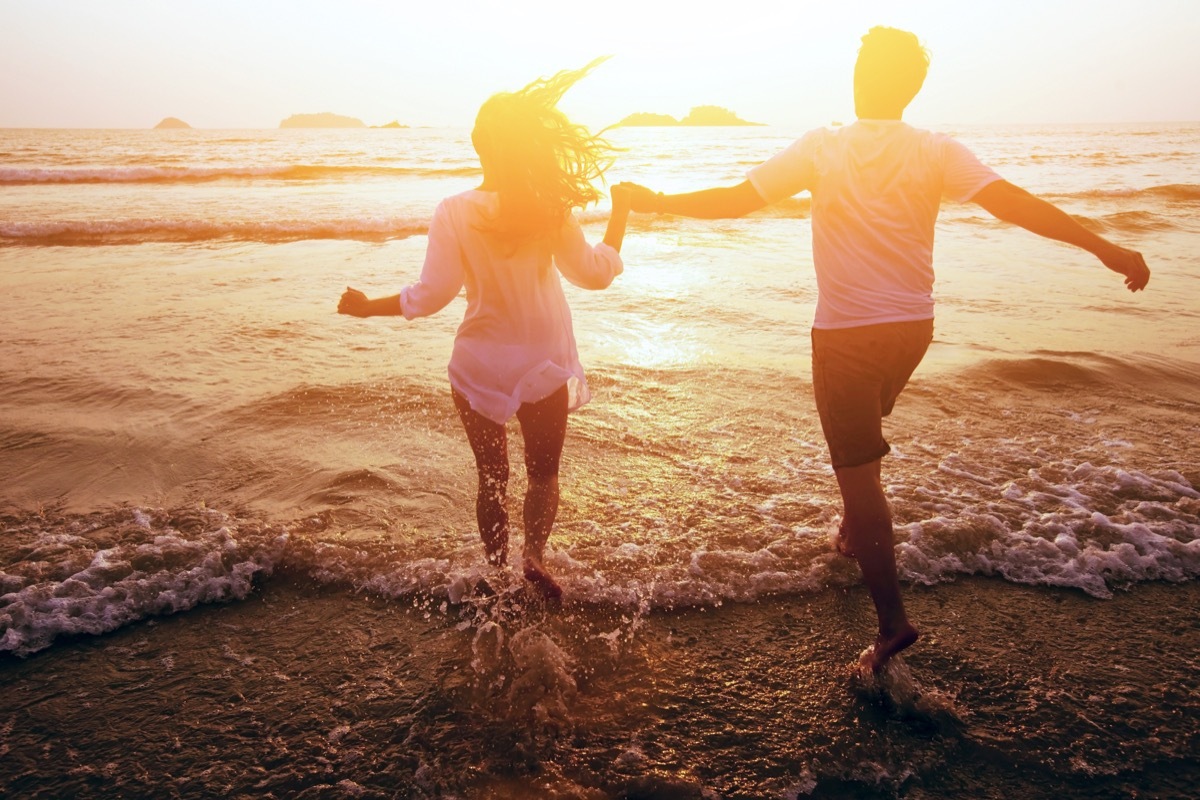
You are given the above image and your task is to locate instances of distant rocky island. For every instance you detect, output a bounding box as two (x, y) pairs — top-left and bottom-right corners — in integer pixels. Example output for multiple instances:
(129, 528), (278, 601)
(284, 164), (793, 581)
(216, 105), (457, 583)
(277, 113), (409, 129)
(153, 117), (191, 129)
(280, 112), (366, 129)
(617, 105), (764, 127)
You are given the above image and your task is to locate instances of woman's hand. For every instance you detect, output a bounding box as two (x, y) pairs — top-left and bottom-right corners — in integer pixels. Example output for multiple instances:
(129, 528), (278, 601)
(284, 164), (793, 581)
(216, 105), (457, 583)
(338, 286), (371, 317)
(604, 184), (634, 252)
(617, 181), (659, 213)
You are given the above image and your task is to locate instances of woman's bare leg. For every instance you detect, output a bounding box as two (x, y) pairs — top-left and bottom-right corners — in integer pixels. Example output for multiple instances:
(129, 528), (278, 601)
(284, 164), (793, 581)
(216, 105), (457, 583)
(516, 385), (569, 599)
(452, 390), (510, 566)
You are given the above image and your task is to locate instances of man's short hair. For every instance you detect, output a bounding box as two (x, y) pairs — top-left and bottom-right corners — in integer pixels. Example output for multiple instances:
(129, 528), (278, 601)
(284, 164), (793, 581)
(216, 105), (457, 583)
(854, 27), (930, 114)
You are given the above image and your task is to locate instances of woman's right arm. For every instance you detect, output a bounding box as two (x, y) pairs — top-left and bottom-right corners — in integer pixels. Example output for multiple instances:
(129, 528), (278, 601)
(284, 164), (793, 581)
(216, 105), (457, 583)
(554, 212), (624, 290)
(602, 184), (632, 252)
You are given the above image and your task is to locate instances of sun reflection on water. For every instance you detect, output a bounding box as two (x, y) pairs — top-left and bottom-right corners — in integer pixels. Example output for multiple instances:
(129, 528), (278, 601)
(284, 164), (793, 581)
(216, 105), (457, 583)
(617, 318), (702, 369)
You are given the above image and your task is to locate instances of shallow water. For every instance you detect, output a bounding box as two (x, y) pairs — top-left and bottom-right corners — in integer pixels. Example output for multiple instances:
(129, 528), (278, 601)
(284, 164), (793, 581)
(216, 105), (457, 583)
(2, 123), (1199, 796)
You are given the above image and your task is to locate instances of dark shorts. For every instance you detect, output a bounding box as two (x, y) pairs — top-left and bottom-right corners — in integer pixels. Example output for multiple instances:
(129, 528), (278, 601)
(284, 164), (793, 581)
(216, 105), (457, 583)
(811, 319), (934, 470)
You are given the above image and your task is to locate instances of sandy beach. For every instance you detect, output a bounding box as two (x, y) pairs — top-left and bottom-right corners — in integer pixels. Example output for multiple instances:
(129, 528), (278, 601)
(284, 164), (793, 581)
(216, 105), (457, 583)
(2, 576), (1196, 798)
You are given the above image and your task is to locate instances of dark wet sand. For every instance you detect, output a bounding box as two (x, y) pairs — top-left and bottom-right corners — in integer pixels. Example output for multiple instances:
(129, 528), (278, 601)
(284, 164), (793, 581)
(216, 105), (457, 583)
(1, 578), (1197, 799)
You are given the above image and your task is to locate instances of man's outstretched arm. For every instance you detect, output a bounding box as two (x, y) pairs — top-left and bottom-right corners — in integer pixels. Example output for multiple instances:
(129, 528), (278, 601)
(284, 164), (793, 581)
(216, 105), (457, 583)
(972, 180), (1150, 292)
(623, 180), (768, 219)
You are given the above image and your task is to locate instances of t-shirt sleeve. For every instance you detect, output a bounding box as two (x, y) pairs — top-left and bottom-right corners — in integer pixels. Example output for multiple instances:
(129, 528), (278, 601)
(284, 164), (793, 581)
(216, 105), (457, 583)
(552, 213), (623, 290)
(746, 130), (820, 204)
(400, 201), (465, 319)
(940, 135), (1003, 202)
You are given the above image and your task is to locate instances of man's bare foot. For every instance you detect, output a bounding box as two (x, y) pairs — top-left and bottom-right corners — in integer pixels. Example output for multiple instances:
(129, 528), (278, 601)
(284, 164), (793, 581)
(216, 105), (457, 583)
(833, 524), (855, 559)
(860, 623), (919, 672)
(522, 556), (563, 601)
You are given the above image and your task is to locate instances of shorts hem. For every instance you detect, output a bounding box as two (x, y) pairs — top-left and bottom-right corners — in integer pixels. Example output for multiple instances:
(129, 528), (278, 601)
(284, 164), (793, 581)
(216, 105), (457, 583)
(829, 442), (891, 471)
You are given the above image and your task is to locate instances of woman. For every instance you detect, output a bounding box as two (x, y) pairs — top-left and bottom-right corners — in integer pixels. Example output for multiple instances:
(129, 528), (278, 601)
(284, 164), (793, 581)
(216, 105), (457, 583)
(338, 59), (631, 599)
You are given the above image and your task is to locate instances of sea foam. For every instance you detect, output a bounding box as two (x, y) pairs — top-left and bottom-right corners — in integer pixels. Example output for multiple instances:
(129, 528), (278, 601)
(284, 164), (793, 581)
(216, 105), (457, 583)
(2, 458), (1197, 656)
(0, 513), (285, 656)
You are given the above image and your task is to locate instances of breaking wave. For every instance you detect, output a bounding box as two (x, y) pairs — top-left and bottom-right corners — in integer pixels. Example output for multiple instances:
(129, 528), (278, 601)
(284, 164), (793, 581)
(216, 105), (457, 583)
(1045, 183), (1200, 203)
(0, 216), (430, 246)
(0, 163), (481, 185)
(3, 462), (1197, 657)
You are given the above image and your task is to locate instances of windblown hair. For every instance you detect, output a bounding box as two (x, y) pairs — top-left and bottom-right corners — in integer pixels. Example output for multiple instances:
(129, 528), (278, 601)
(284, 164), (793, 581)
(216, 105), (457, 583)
(854, 26), (931, 114)
(472, 57), (614, 241)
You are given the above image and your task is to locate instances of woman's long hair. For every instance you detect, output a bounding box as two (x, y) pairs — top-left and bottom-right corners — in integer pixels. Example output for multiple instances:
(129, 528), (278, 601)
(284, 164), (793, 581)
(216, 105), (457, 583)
(472, 57), (614, 241)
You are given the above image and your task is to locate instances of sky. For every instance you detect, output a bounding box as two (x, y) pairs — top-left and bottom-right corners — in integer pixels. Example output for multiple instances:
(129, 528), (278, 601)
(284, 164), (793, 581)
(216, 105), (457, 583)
(2, 0), (1198, 129)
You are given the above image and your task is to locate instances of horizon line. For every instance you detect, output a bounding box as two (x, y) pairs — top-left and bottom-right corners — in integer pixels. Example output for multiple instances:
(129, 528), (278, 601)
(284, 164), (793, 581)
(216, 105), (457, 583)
(4, 119), (1200, 131)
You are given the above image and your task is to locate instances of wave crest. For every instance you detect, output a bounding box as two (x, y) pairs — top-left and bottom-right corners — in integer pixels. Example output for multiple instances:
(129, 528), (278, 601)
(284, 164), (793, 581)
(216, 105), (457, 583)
(0, 164), (481, 185)
(0, 216), (430, 246)
(1046, 183), (1200, 203)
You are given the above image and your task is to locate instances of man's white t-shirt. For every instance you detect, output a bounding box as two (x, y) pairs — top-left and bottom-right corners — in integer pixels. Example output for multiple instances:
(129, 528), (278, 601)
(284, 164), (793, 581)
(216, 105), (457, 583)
(747, 120), (1002, 330)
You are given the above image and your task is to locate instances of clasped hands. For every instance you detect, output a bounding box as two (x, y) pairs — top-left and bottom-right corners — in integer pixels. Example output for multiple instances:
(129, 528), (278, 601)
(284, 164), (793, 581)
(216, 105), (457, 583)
(612, 182), (660, 214)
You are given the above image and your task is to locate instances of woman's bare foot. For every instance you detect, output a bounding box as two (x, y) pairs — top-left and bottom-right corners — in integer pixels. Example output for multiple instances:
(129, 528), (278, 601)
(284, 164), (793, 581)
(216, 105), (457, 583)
(483, 537), (508, 567)
(860, 623), (920, 672)
(522, 556), (563, 601)
(833, 524), (856, 558)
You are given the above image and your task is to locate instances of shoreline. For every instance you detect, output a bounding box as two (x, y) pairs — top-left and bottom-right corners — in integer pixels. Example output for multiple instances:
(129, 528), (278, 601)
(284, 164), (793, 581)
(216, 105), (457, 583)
(2, 576), (1195, 798)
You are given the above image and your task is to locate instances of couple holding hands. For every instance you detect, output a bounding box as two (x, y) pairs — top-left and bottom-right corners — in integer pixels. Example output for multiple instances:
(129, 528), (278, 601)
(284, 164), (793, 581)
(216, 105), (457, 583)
(338, 27), (1150, 671)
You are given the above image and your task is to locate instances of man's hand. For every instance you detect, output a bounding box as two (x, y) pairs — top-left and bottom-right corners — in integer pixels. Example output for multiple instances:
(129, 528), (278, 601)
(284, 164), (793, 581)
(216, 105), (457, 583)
(1098, 244), (1150, 292)
(617, 182), (659, 214)
(974, 181), (1151, 293)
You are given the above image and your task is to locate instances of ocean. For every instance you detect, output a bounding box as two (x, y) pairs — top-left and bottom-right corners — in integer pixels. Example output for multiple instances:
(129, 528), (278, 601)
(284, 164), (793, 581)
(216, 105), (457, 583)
(1, 123), (1198, 798)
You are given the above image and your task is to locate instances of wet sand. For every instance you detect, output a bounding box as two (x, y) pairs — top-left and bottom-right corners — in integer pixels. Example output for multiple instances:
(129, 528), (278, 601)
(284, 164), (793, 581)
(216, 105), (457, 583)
(2, 577), (1196, 799)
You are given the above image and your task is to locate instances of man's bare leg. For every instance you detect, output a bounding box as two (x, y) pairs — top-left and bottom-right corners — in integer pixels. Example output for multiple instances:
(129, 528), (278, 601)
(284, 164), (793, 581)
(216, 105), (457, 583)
(835, 458), (918, 670)
(833, 523), (856, 558)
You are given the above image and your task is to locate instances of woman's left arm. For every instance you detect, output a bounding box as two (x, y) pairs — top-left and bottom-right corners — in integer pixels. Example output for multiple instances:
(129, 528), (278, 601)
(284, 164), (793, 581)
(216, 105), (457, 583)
(338, 203), (465, 318)
(338, 287), (402, 317)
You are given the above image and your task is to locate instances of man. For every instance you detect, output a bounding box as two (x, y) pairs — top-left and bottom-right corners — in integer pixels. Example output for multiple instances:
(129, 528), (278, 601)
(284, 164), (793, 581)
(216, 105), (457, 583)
(624, 26), (1150, 671)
